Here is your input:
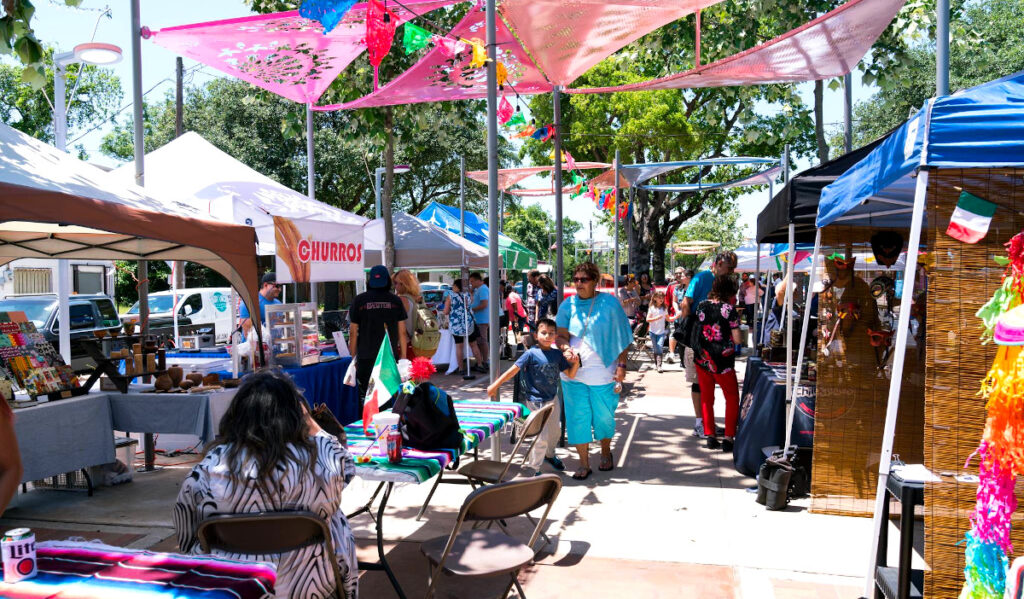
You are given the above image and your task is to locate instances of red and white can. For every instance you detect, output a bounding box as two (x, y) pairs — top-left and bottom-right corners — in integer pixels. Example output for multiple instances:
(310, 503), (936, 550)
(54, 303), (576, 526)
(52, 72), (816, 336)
(2, 528), (37, 583)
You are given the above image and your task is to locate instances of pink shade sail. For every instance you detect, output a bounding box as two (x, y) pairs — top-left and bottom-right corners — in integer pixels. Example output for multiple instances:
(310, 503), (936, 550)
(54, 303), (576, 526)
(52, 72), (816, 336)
(498, 0), (726, 87)
(147, 0), (457, 105)
(315, 4), (553, 110)
(466, 162), (611, 191)
(567, 0), (906, 94)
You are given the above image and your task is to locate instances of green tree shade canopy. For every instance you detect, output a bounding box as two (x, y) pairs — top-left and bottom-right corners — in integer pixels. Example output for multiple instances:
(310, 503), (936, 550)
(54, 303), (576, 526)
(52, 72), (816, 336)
(417, 201), (537, 271)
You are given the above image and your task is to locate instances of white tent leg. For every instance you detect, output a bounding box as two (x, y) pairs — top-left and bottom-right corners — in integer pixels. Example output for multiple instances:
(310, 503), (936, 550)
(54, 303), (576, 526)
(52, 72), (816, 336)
(172, 262), (180, 349)
(753, 243), (761, 348)
(785, 228), (821, 449)
(57, 260), (71, 365)
(863, 169), (928, 597)
(784, 225), (795, 441)
(761, 264), (772, 347)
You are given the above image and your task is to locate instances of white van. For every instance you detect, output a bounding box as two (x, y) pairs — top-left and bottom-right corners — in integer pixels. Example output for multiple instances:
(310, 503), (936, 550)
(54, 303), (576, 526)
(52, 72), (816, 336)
(122, 288), (235, 344)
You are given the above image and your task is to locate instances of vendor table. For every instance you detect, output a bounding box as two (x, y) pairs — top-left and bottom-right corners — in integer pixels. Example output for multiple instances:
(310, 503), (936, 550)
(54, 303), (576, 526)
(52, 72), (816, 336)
(12, 395), (115, 483)
(734, 358), (816, 477)
(0, 540), (276, 598)
(343, 400), (527, 599)
(109, 390), (219, 444)
(164, 352), (360, 425)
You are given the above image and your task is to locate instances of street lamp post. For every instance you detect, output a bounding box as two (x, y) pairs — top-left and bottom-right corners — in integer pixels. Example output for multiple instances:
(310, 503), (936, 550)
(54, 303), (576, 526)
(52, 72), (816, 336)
(52, 42), (122, 364)
(374, 165), (412, 220)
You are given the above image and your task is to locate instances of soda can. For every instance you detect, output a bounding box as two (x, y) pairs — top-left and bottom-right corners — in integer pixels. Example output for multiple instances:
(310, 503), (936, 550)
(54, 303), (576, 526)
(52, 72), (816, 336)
(2, 528), (37, 583)
(386, 430), (403, 464)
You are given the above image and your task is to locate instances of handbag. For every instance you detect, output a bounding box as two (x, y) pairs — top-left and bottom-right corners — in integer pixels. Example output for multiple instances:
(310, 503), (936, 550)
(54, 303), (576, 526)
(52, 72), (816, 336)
(310, 403), (347, 445)
(382, 382), (464, 467)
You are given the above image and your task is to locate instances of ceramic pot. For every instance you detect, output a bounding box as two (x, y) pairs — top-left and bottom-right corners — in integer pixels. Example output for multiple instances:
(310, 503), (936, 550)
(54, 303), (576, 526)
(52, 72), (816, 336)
(185, 372), (204, 387)
(93, 330), (107, 339)
(167, 366), (183, 387)
(202, 373), (221, 387)
(123, 322), (136, 336)
(154, 374), (173, 392)
(179, 380), (195, 390)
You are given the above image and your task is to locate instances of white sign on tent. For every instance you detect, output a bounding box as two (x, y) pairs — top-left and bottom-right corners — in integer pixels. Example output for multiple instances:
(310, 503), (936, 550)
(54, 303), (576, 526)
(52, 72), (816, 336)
(274, 216), (364, 283)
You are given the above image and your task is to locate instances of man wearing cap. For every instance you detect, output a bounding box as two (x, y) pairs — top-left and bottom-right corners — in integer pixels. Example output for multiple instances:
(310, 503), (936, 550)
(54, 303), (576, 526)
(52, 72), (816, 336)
(348, 265), (408, 398)
(239, 272), (282, 340)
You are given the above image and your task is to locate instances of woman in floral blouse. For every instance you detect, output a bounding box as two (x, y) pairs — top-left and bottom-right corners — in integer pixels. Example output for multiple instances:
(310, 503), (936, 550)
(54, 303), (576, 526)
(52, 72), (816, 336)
(693, 274), (743, 452)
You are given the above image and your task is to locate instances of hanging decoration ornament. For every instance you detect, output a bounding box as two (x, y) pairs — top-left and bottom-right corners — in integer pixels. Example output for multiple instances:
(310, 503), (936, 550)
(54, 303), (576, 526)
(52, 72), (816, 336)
(961, 231), (1024, 598)
(300, 0), (357, 33)
(366, 0), (398, 90)
(402, 22), (432, 54)
(433, 35), (466, 58)
(564, 150), (577, 171)
(618, 200), (629, 220)
(530, 125), (549, 141)
(496, 61), (509, 89)
(512, 124), (536, 139)
(948, 190), (997, 244)
(505, 108), (526, 127)
(467, 37), (488, 69)
(497, 96), (514, 125)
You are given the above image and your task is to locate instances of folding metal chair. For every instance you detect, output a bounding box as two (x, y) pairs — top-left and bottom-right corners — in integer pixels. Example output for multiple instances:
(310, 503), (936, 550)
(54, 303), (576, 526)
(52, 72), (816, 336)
(420, 475), (562, 599)
(457, 403), (555, 486)
(627, 319), (656, 368)
(197, 510), (345, 599)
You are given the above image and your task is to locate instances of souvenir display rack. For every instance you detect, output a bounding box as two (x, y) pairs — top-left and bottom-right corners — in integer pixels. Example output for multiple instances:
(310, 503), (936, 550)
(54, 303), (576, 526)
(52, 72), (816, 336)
(79, 335), (167, 394)
(266, 302), (320, 368)
(0, 311), (84, 400)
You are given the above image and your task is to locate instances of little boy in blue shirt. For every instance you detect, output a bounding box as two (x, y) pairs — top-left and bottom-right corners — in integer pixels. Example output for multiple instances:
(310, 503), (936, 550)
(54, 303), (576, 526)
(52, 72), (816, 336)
(488, 318), (579, 474)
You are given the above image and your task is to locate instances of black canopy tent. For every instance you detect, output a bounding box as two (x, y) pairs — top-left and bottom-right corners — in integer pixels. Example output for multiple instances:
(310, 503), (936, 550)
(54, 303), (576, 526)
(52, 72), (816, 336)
(756, 132), (890, 244)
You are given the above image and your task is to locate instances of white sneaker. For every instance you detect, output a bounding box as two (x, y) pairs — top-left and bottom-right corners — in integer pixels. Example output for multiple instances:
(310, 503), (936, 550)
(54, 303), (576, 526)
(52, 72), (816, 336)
(665, 354), (675, 364)
(692, 421), (706, 438)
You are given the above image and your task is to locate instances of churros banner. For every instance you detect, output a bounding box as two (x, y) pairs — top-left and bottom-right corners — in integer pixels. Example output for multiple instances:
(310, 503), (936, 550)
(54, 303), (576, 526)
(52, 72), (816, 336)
(274, 216), (364, 283)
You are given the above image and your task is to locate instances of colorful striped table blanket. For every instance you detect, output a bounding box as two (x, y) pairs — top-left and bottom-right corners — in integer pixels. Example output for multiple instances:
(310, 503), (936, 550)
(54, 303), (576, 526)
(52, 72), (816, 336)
(0, 540), (276, 598)
(345, 400), (528, 484)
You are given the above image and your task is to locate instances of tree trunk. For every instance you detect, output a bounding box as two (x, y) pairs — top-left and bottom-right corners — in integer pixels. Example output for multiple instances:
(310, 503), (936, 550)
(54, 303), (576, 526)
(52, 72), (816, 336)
(383, 107), (396, 270)
(628, 190), (649, 275)
(814, 79), (830, 163)
(651, 233), (667, 284)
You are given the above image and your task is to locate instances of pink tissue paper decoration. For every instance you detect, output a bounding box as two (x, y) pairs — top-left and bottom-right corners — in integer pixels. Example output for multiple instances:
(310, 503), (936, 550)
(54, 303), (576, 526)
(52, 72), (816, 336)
(432, 35), (466, 58)
(497, 96), (513, 124)
(564, 151), (577, 172)
(970, 443), (1018, 553)
(366, 0), (397, 89)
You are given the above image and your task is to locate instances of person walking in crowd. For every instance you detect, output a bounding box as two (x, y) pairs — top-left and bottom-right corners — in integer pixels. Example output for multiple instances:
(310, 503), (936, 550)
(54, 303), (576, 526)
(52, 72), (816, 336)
(468, 272), (490, 371)
(679, 251), (737, 438)
(536, 275), (559, 322)
(505, 283), (527, 335)
(637, 272), (654, 318)
(692, 275), (743, 451)
(174, 370), (358, 599)
(617, 275), (640, 324)
(488, 317), (579, 474)
(444, 278), (485, 372)
(556, 262), (633, 480)
(348, 265), (407, 398)
(393, 269), (422, 359)
(739, 273), (762, 327)
(665, 268), (692, 364)
(0, 399), (22, 515)
(239, 272), (281, 340)
(524, 270), (542, 345)
(646, 290), (675, 373)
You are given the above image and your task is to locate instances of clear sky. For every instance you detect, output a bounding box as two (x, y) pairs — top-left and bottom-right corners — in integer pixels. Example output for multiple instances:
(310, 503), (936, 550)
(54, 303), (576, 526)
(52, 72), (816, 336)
(25, 1), (881, 244)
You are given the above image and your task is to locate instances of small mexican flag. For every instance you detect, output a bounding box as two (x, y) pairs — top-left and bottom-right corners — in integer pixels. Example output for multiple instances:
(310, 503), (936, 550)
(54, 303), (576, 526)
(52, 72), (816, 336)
(947, 191), (996, 244)
(362, 331), (402, 437)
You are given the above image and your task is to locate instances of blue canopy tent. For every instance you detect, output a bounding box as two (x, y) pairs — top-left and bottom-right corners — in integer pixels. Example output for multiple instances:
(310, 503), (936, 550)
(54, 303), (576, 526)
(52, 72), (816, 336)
(814, 69), (1024, 593)
(417, 201), (538, 270)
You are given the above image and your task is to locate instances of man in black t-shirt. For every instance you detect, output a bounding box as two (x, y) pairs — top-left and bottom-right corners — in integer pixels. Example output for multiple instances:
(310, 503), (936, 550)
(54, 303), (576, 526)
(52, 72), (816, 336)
(348, 265), (408, 398)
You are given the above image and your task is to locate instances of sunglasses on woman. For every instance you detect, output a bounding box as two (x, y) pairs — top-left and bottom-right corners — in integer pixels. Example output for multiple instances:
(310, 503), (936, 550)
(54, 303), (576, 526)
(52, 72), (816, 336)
(573, 276), (593, 283)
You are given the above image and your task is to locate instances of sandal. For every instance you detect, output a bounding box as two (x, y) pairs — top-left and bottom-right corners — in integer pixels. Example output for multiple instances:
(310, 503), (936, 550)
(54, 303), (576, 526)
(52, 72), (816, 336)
(598, 453), (614, 471)
(571, 467), (592, 480)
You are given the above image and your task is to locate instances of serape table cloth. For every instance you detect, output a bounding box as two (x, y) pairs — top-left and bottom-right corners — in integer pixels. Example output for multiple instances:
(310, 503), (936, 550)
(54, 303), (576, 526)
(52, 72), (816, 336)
(0, 540), (275, 598)
(345, 400), (528, 484)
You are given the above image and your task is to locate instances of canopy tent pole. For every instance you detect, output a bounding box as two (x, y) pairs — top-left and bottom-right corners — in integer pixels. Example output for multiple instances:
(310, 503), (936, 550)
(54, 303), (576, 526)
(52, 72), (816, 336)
(460, 155), (474, 381)
(785, 227), (821, 449)
(783, 223), (795, 444)
(752, 242), (760, 348)
(172, 261), (180, 349)
(864, 170), (929, 597)
(761, 262), (773, 346)
(614, 150), (620, 296)
(307, 104), (317, 308)
(937, 0), (950, 96)
(554, 86), (564, 300)
(485, 0), (500, 389)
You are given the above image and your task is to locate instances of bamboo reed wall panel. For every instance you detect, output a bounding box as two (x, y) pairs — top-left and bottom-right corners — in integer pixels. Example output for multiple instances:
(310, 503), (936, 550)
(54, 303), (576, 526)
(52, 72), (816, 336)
(810, 225), (925, 517)
(924, 168), (1024, 597)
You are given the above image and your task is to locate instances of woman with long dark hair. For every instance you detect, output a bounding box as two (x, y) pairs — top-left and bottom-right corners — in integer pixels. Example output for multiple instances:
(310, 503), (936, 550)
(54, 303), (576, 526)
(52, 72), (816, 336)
(536, 275), (559, 322)
(174, 370), (357, 598)
(637, 272), (654, 318)
(693, 274), (744, 452)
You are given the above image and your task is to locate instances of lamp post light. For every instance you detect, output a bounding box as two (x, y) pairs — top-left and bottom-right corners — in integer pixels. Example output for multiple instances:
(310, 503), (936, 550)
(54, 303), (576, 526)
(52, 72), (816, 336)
(374, 164), (411, 219)
(52, 42), (122, 364)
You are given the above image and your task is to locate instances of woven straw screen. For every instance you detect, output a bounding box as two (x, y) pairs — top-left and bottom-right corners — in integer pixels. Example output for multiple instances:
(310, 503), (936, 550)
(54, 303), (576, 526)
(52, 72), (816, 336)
(810, 225), (926, 517)
(923, 168), (1024, 596)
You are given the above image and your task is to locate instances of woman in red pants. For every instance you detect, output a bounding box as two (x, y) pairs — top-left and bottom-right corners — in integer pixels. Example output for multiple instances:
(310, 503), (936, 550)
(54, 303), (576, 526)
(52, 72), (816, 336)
(692, 274), (743, 452)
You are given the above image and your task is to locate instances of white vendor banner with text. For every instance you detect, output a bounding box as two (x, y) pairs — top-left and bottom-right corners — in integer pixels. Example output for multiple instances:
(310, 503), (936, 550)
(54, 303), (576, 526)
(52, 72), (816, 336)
(273, 216), (364, 283)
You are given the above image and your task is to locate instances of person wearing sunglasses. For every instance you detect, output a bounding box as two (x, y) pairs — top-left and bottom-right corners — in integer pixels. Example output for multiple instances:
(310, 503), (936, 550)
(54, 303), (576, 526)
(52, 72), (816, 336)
(555, 262), (633, 480)
(239, 271), (282, 341)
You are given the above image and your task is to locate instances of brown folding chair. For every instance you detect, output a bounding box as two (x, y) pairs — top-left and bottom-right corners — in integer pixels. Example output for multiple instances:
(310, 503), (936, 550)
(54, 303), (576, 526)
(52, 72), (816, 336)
(197, 511), (345, 599)
(457, 403), (555, 486)
(420, 474), (562, 599)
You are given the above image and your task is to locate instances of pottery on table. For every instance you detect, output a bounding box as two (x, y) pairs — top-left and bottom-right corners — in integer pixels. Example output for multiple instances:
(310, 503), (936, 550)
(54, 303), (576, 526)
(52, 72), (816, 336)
(93, 330), (108, 340)
(123, 322), (136, 336)
(154, 374), (173, 392)
(179, 380), (195, 390)
(167, 366), (183, 387)
(185, 372), (204, 387)
(202, 373), (221, 387)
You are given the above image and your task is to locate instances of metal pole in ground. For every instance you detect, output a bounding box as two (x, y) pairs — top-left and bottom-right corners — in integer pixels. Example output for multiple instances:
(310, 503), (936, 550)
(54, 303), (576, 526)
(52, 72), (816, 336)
(306, 104), (318, 308)
(459, 155), (474, 381)
(553, 86), (564, 300)
(485, 0), (501, 459)
(614, 150), (620, 297)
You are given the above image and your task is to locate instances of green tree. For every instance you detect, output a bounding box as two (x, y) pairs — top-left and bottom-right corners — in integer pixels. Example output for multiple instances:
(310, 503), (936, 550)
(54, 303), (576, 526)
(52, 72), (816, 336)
(503, 203), (581, 265)
(0, 46), (122, 156)
(668, 204), (745, 271)
(0, 0), (87, 88)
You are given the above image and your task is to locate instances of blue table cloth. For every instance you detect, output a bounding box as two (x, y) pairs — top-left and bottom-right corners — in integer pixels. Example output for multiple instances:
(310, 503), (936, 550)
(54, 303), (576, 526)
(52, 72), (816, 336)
(163, 352), (360, 425)
(733, 358), (815, 477)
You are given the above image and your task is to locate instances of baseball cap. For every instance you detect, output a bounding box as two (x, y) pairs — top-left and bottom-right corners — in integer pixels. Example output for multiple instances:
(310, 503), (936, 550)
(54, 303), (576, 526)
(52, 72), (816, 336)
(368, 265), (391, 289)
(261, 272), (277, 286)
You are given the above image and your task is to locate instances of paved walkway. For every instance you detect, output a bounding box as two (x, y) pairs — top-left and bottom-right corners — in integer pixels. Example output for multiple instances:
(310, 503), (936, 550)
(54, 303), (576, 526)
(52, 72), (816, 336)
(1, 353), (906, 598)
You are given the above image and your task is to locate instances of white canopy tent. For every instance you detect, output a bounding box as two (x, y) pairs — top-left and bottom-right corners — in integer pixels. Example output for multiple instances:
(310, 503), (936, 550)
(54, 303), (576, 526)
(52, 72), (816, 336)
(364, 212), (490, 270)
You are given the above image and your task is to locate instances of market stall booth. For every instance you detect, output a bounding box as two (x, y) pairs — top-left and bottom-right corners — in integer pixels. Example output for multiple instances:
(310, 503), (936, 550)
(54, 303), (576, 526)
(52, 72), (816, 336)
(417, 201), (537, 271)
(817, 69), (1024, 597)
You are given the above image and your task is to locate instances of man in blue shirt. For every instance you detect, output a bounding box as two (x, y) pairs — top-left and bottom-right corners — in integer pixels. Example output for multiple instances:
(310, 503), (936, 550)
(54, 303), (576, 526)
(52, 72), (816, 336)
(678, 252), (737, 438)
(469, 272), (490, 372)
(239, 272), (281, 340)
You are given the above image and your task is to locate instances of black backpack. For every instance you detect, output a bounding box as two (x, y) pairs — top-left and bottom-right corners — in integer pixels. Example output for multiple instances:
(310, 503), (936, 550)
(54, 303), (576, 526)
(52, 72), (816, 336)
(381, 382), (464, 466)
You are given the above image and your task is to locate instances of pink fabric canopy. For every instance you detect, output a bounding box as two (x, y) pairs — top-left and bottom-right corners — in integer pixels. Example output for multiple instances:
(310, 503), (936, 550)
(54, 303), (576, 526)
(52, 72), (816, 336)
(567, 0), (906, 94)
(147, 0), (457, 105)
(498, 0), (724, 87)
(466, 162), (610, 191)
(316, 4), (552, 110)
